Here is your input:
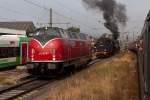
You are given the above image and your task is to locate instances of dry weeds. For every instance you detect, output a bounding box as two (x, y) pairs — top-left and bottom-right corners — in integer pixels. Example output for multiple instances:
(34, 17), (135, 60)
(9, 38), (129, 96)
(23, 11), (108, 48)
(0, 76), (17, 85)
(47, 51), (139, 100)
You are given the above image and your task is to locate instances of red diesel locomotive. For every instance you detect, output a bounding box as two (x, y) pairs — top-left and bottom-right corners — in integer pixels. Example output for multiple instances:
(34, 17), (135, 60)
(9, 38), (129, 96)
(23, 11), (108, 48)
(27, 27), (92, 75)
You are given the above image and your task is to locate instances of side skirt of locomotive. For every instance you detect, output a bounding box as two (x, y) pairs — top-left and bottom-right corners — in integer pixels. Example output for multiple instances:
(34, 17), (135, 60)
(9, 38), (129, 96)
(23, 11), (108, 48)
(27, 55), (92, 76)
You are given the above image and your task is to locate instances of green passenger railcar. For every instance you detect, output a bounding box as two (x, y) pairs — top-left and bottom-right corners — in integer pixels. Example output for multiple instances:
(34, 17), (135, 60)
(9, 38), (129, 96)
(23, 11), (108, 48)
(0, 28), (29, 68)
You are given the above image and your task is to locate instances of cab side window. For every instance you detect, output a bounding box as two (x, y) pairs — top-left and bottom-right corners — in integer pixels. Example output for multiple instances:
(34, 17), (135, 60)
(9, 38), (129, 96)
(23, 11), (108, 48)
(68, 32), (74, 39)
(59, 29), (66, 38)
(79, 33), (86, 40)
(68, 32), (78, 39)
(61, 30), (70, 39)
(72, 33), (79, 39)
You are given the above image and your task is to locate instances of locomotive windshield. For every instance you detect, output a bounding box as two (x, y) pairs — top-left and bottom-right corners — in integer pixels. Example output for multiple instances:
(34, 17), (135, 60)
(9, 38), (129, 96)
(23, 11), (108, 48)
(33, 28), (61, 37)
(33, 28), (62, 45)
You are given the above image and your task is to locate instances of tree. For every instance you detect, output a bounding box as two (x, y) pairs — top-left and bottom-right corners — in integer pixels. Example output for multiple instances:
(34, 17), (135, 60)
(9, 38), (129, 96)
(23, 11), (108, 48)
(101, 33), (108, 38)
(67, 26), (80, 33)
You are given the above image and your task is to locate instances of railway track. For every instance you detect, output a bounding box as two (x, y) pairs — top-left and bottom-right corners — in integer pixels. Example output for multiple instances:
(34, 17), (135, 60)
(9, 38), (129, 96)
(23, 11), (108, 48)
(0, 59), (105, 100)
(0, 77), (52, 100)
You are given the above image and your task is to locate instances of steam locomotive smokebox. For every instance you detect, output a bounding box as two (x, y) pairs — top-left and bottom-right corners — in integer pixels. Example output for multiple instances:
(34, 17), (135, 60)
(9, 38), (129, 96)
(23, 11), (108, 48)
(95, 37), (120, 58)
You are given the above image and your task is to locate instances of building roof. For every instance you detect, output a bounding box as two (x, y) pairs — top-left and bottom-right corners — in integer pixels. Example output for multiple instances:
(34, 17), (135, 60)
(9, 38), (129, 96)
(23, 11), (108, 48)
(0, 28), (26, 36)
(0, 21), (36, 33)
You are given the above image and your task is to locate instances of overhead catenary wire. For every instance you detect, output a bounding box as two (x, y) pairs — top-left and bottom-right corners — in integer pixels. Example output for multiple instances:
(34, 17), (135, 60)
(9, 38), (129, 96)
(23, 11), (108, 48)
(0, 5), (25, 15)
(0, 3), (24, 21)
(53, 11), (96, 30)
(23, 0), (97, 30)
(0, 1), (37, 21)
(50, 0), (104, 30)
(51, 0), (99, 23)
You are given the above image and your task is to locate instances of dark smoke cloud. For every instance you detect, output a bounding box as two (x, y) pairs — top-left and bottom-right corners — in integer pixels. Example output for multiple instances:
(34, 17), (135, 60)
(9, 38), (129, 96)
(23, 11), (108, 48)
(82, 0), (127, 40)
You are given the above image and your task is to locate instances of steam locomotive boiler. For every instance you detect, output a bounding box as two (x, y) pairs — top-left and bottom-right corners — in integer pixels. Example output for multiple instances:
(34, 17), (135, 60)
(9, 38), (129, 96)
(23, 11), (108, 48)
(27, 27), (92, 76)
(95, 37), (120, 58)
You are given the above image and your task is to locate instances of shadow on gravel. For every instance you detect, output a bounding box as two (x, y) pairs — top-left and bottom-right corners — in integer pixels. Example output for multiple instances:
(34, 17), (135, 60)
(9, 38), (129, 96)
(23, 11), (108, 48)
(0, 67), (16, 72)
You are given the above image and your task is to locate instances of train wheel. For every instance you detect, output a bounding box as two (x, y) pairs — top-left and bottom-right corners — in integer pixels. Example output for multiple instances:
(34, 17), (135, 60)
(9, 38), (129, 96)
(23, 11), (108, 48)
(27, 69), (33, 74)
(70, 66), (76, 75)
(140, 78), (149, 100)
(56, 63), (64, 75)
(27, 64), (36, 75)
(65, 65), (75, 76)
(143, 80), (148, 100)
(144, 80), (148, 93)
(88, 58), (92, 63)
(82, 61), (89, 69)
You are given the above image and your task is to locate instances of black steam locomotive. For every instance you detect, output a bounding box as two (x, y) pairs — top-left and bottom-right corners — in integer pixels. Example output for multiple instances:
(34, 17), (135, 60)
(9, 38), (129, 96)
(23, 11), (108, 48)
(94, 37), (120, 58)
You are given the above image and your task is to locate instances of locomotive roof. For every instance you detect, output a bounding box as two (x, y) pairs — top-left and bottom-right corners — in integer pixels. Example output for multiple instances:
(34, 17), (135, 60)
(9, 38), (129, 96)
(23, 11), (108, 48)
(36, 27), (63, 31)
(34, 27), (90, 40)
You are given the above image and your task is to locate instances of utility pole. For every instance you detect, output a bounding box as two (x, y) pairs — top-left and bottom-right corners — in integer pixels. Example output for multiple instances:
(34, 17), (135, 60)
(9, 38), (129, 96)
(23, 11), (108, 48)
(66, 23), (70, 29)
(37, 8), (70, 28)
(133, 32), (135, 41)
(126, 33), (129, 51)
(50, 8), (52, 27)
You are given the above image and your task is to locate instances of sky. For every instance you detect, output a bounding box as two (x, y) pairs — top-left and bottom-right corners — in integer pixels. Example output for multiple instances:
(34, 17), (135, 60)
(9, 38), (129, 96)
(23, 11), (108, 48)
(0, 0), (149, 38)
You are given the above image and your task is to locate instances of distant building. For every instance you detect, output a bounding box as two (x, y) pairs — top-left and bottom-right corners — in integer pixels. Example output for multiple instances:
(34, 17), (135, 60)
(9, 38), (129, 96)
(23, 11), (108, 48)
(0, 21), (36, 36)
(0, 28), (26, 36)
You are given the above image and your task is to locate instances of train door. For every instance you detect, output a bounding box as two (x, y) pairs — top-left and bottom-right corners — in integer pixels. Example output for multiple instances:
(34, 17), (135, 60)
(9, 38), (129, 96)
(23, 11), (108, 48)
(21, 43), (28, 64)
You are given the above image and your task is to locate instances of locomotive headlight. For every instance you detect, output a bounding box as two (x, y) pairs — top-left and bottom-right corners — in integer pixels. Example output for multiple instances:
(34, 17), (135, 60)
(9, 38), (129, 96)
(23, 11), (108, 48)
(31, 49), (35, 55)
(51, 48), (56, 61)
(52, 48), (56, 56)
(31, 49), (35, 61)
